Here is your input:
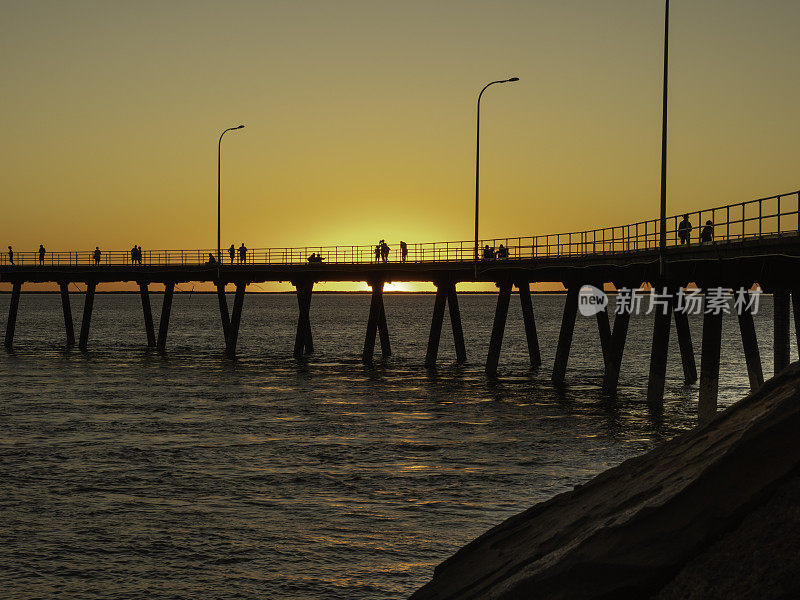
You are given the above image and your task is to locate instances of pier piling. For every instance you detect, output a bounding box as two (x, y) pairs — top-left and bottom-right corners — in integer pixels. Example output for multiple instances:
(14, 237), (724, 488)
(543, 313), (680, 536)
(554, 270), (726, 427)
(699, 307), (723, 423)
(774, 289), (790, 374)
(552, 285), (580, 385)
(518, 281), (541, 367)
(217, 282), (231, 349)
(227, 282), (246, 356)
(426, 282), (465, 368)
(485, 281), (512, 378)
(792, 288), (800, 357)
(424, 284), (447, 368)
(596, 303), (612, 370)
(139, 282), (156, 348)
(378, 294), (391, 358)
(78, 282), (96, 351)
(446, 285), (464, 362)
(673, 300), (697, 383)
(4, 282), (21, 350)
(60, 282), (75, 347)
(156, 282), (174, 353)
(602, 310), (630, 394)
(647, 298), (673, 410)
(738, 291), (764, 391)
(364, 280), (388, 364)
(294, 281), (314, 358)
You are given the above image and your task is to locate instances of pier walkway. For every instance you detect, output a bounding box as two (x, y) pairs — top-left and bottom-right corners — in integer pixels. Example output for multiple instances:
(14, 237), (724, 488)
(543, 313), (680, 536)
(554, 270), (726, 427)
(3, 190), (800, 422)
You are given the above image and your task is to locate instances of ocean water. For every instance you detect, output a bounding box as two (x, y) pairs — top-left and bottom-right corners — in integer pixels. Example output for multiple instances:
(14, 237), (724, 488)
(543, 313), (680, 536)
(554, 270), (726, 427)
(0, 292), (787, 599)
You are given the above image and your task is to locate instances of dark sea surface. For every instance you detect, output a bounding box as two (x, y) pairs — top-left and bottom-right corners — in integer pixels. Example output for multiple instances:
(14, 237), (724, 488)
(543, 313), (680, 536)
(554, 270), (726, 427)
(0, 292), (786, 599)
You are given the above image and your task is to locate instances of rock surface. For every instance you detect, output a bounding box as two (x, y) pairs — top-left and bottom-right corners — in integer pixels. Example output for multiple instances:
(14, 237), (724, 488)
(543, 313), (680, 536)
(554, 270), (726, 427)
(410, 364), (800, 600)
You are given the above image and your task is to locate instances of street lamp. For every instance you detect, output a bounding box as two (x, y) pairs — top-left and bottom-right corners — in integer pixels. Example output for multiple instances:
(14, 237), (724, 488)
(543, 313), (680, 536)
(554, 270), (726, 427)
(474, 77), (518, 279)
(658, 0), (669, 277)
(218, 125), (245, 264)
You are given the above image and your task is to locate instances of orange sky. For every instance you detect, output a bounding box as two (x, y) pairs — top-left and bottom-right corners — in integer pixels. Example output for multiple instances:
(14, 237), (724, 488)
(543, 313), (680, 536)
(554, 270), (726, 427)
(1, 1), (798, 292)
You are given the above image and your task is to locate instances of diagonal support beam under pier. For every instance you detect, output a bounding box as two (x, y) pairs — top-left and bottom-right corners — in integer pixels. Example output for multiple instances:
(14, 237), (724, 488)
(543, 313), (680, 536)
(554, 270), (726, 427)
(60, 282), (75, 347)
(646, 290), (673, 411)
(156, 282), (174, 354)
(294, 281), (314, 358)
(738, 291), (763, 392)
(551, 285), (580, 385)
(602, 310), (631, 394)
(424, 284), (448, 368)
(774, 289), (791, 375)
(792, 288), (800, 359)
(518, 281), (541, 368)
(364, 281), (389, 364)
(217, 282), (231, 350)
(226, 283), (246, 357)
(4, 282), (21, 350)
(78, 282), (96, 351)
(447, 284), (466, 363)
(485, 281), (512, 378)
(139, 282), (156, 348)
(699, 306), (723, 424)
(596, 305), (612, 370)
(673, 297), (697, 384)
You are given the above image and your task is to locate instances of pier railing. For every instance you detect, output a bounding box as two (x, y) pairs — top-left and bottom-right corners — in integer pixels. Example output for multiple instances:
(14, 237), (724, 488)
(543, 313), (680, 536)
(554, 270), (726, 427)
(2, 190), (798, 267)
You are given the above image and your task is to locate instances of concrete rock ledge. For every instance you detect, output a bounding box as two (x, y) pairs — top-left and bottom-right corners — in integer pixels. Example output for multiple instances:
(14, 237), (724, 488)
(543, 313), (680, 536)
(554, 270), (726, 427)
(411, 364), (800, 600)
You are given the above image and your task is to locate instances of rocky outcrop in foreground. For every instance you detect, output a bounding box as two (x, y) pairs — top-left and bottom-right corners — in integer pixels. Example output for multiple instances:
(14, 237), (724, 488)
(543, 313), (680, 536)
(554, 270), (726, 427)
(411, 364), (800, 600)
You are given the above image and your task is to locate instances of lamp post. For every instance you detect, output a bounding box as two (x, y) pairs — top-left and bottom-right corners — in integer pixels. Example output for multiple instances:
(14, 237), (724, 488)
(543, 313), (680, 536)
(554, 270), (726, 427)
(218, 125), (245, 264)
(475, 77), (518, 280)
(658, 0), (669, 277)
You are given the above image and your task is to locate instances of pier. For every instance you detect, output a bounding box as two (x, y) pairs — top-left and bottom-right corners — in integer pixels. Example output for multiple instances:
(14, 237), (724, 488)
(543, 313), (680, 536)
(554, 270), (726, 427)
(3, 190), (800, 421)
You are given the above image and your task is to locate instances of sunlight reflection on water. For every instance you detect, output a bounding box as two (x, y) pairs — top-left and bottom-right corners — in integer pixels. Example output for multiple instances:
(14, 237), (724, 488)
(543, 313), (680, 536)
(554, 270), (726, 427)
(0, 293), (789, 599)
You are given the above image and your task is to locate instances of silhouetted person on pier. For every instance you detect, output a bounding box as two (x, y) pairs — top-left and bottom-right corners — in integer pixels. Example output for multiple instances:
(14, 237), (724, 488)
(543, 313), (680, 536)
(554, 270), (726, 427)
(483, 245), (495, 260)
(137, 246), (143, 265)
(678, 214), (692, 245)
(400, 241), (408, 262)
(497, 244), (508, 259)
(39, 245), (46, 265)
(307, 253), (325, 263)
(93, 247), (101, 265)
(375, 242), (381, 262)
(228, 244), (235, 264)
(207, 253), (217, 264)
(238, 243), (247, 264)
(130, 245), (137, 264)
(700, 220), (714, 244)
(7, 246), (13, 265)
(380, 241), (390, 262)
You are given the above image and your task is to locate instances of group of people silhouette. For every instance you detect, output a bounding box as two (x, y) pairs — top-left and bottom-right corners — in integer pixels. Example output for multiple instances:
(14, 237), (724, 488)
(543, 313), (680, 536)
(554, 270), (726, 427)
(4, 220), (719, 269)
(228, 243), (248, 264)
(678, 215), (714, 245)
(372, 240), (409, 263)
(7, 245), (47, 265)
(130, 245), (144, 264)
(482, 244), (509, 260)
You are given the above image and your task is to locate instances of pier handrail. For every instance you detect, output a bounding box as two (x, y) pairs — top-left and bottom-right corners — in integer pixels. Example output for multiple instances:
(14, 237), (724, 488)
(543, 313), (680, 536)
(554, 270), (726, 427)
(2, 190), (798, 267)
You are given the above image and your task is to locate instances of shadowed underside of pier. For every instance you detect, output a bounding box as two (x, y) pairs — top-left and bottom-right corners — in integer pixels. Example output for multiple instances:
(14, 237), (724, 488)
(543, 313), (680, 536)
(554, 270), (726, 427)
(3, 190), (800, 423)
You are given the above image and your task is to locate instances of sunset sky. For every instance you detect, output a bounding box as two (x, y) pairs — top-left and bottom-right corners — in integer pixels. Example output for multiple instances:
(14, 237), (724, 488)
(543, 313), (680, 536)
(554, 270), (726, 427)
(1, 1), (798, 291)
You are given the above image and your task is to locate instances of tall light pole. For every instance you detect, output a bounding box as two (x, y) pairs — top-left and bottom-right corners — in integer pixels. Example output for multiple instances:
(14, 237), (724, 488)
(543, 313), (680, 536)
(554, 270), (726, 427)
(658, 1), (669, 277)
(218, 125), (245, 264)
(475, 77), (519, 279)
